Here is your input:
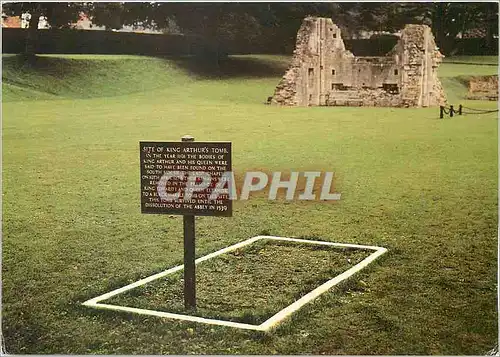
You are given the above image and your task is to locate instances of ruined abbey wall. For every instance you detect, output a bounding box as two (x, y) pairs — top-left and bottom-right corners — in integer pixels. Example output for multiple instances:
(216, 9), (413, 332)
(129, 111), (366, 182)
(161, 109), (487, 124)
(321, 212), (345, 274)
(270, 17), (447, 107)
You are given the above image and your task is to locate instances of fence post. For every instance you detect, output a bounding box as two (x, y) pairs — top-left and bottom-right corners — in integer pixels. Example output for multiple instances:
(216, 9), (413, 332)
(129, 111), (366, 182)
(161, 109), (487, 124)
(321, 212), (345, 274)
(450, 105), (454, 118)
(440, 106), (444, 119)
(458, 104), (462, 115)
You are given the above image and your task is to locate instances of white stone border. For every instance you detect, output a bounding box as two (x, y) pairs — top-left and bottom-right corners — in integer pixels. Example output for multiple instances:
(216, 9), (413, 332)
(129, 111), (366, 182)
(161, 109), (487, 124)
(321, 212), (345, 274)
(82, 236), (387, 331)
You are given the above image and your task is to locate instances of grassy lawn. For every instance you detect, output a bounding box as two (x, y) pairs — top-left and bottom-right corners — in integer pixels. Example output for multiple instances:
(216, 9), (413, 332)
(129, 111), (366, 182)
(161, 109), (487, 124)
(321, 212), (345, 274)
(2, 54), (498, 354)
(105, 240), (372, 325)
(442, 55), (498, 65)
(437, 56), (497, 104)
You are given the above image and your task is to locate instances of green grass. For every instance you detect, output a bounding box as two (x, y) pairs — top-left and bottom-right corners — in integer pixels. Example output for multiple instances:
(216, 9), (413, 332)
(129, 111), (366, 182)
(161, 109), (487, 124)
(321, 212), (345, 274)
(2, 53), (498, 354)
(105, 240), (372, 325)
(2, 54), (192, 101)
(442, 55), (498, 65)
(437, 56), (498, 104)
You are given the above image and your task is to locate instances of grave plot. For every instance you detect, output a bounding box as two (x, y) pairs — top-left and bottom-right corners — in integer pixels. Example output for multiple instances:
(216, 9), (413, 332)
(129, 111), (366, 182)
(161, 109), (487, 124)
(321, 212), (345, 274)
(84, 236), (387, 331)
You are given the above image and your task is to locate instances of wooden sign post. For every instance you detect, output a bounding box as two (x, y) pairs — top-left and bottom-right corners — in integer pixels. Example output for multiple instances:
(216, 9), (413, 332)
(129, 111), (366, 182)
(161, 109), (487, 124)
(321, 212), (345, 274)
(181, 135), (196, 309)
(139, 137), (232, 310)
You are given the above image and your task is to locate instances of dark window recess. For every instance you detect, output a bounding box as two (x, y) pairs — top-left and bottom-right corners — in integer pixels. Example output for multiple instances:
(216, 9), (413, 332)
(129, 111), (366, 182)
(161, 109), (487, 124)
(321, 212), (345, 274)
(309, 94), (313, 101)
(333, 33), (337, 38)
(394, 69), (399, 75)
(308, 68), (314, 87)
(383, 83), (399, 94)
(332, 69), (336, 75)
(332, 83), (347, 91)
(320, 66), (324, 70)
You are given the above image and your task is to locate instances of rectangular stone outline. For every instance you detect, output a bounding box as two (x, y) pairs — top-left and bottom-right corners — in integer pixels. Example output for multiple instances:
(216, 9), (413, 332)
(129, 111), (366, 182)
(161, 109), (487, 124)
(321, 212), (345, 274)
(82, 236), (387, 331)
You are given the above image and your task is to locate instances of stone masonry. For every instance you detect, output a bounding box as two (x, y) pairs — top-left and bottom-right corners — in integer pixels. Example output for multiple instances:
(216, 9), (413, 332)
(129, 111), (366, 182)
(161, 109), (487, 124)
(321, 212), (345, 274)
(270, 17), (447, 107)
(466, 75), (498, 101)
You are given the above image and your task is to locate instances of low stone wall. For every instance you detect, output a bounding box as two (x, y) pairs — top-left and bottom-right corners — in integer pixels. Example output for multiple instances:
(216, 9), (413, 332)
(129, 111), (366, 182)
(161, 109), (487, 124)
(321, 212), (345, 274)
(467, 75), (498, 101)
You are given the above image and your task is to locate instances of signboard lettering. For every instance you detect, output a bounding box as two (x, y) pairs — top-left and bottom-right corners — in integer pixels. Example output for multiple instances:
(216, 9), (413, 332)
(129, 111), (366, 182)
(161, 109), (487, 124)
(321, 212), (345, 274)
(140, 141), (232, 217)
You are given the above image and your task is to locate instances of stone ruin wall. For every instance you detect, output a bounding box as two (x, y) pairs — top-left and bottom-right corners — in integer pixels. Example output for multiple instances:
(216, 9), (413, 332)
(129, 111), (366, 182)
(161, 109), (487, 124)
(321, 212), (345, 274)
(467, 75), (498, 101)
(270, 17), (447, 107)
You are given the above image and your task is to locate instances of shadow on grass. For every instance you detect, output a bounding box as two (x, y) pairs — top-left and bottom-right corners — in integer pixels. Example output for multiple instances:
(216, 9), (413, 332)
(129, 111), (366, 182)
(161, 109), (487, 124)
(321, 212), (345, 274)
(4, 53), (289, 80)
(166, 55), (289, 79)
(3, 54), (88, 77)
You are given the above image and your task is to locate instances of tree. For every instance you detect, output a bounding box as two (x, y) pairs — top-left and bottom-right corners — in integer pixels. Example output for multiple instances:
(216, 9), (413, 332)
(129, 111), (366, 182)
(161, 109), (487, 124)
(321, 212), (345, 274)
(85, 2), (125, 31)
(2, 2), (85, 57)
(391, 2), (498, 54)
(145, 3), (263, 58)
(86, 2), (158, 31)
(3, 2), (496, 59)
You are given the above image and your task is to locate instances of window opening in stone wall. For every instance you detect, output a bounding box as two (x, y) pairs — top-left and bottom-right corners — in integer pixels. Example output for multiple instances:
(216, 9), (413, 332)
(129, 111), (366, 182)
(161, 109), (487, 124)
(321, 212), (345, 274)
(332, 83), (347, 91)
(308, 68), (314, 87)
(383, 83), (399, 94)
(269, 18), (446, 107)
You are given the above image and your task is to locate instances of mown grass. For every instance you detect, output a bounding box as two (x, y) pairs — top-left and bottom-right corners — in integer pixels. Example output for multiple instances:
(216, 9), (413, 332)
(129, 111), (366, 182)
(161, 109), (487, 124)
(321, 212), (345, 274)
(2, 54), (192, 101)
(442, 55), (498, 65)
(105, 240), (372, 325)
(1, 53), (498, 354)
(437, 58), (498, 104)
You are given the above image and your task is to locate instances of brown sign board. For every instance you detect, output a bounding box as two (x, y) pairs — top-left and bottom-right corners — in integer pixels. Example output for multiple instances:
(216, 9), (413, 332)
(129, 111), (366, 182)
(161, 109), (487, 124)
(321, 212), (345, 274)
(140, 141), (232, 216)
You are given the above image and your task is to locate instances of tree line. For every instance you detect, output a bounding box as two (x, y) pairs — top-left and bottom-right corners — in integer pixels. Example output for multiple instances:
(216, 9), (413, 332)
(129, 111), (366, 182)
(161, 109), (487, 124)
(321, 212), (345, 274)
(3, 2), (498, 57)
